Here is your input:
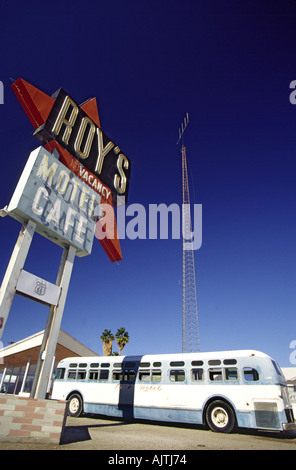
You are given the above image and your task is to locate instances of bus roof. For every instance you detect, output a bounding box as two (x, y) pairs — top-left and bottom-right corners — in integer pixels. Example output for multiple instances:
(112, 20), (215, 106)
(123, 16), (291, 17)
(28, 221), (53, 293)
(57, 349), (271, 365)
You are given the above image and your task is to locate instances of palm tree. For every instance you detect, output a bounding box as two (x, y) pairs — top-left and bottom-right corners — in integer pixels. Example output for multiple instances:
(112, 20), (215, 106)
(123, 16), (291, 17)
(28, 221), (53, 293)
(115, 327), (129, 355)
(100, 329), (114, 356)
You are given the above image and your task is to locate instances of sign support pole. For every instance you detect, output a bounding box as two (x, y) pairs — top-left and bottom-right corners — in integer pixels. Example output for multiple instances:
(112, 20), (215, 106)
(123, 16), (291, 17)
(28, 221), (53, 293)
(0, 219), (36, 340)
(32, 244), (76, 399)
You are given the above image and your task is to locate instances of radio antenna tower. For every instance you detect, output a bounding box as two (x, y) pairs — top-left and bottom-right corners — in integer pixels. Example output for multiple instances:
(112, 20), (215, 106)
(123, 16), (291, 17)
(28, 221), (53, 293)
(177, 113), (200, 353)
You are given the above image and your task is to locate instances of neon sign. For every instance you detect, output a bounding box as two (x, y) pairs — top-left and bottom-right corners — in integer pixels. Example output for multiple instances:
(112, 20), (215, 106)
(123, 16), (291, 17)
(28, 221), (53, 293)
(7, 146), (100, 257)
(34, 88), (131, 205)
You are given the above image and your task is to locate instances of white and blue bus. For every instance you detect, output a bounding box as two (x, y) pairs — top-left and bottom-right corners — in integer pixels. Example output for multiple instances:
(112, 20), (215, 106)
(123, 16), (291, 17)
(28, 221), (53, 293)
(51, 350), (296, 433)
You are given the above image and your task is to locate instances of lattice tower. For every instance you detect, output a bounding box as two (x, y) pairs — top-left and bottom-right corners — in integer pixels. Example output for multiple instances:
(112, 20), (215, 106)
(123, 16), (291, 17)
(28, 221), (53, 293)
(181, 144), (200, 352)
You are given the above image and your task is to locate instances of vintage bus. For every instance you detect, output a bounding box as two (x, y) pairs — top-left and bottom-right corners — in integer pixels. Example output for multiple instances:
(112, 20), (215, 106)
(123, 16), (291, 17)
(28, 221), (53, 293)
(51, 350), (296, 433)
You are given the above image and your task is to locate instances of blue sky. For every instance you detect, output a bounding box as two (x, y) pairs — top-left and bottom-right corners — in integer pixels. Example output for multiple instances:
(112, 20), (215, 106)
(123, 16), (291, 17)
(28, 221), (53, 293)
(0, 0), (296, 366)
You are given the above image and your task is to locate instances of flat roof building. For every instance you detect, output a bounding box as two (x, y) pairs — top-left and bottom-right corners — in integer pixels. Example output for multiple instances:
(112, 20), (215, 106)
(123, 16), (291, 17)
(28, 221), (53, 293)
(0, 329), (97, 397)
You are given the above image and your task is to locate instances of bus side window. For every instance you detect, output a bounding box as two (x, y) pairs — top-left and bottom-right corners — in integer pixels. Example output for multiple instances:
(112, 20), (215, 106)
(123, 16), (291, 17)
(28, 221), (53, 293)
(77, 370), (86, 380)
(191, 368), (204, 381)
(89, 370), (98, 380)
(113, 370), (122, 381)
(55, 368), (65, 380)
(209, 369), (222, 381)
(225, 368), (238, 381)
(139, 371), (150, 382)
(124, 369), (136, 382)
(99, 370), (109, 381)
(68, 370), (77, 380)
(170, 370), (185, 382)
(243, 367), (259, 382)
(151, 370), (162, 382)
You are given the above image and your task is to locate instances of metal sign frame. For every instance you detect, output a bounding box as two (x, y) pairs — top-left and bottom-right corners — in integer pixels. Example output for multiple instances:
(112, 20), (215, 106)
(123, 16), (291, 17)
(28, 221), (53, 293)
(0, 218), (76, 399)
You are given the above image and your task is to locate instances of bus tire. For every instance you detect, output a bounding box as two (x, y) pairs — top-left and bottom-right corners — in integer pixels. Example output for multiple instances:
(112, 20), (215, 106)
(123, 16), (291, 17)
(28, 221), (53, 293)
(205, 400), (236, 433)
(67, 393), (83, 417)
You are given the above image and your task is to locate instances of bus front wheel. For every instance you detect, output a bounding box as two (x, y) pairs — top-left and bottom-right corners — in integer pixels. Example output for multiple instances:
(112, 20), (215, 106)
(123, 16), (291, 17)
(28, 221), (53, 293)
(205, 400), (236, 433)
(68, 393), (83, 417)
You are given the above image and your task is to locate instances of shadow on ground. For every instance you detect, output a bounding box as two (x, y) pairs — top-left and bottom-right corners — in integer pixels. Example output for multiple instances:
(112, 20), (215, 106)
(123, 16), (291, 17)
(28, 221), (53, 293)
(60, 419), (130, 445)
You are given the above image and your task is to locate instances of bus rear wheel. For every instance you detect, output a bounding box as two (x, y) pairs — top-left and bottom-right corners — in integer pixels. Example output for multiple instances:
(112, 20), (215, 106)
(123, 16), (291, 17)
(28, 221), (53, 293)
(206, 400), (236, 433)
(68, 393), (83, 417)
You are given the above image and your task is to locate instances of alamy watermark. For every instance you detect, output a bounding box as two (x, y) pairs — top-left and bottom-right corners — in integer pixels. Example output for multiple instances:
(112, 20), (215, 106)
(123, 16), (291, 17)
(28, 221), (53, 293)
(96, 199), (202, 250)
(0, 81), (3, 104)
(289, 80), (296, 104)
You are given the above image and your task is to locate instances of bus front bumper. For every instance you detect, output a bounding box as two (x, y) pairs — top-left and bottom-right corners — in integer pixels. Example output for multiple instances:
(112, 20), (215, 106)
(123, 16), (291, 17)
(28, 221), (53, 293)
(283, 422), (296, 431)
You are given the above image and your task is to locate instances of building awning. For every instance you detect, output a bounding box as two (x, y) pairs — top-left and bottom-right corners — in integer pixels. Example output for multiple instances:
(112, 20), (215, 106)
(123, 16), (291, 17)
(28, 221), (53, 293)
(281, 368), (296, 383)
(0, 329), (97, 366)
